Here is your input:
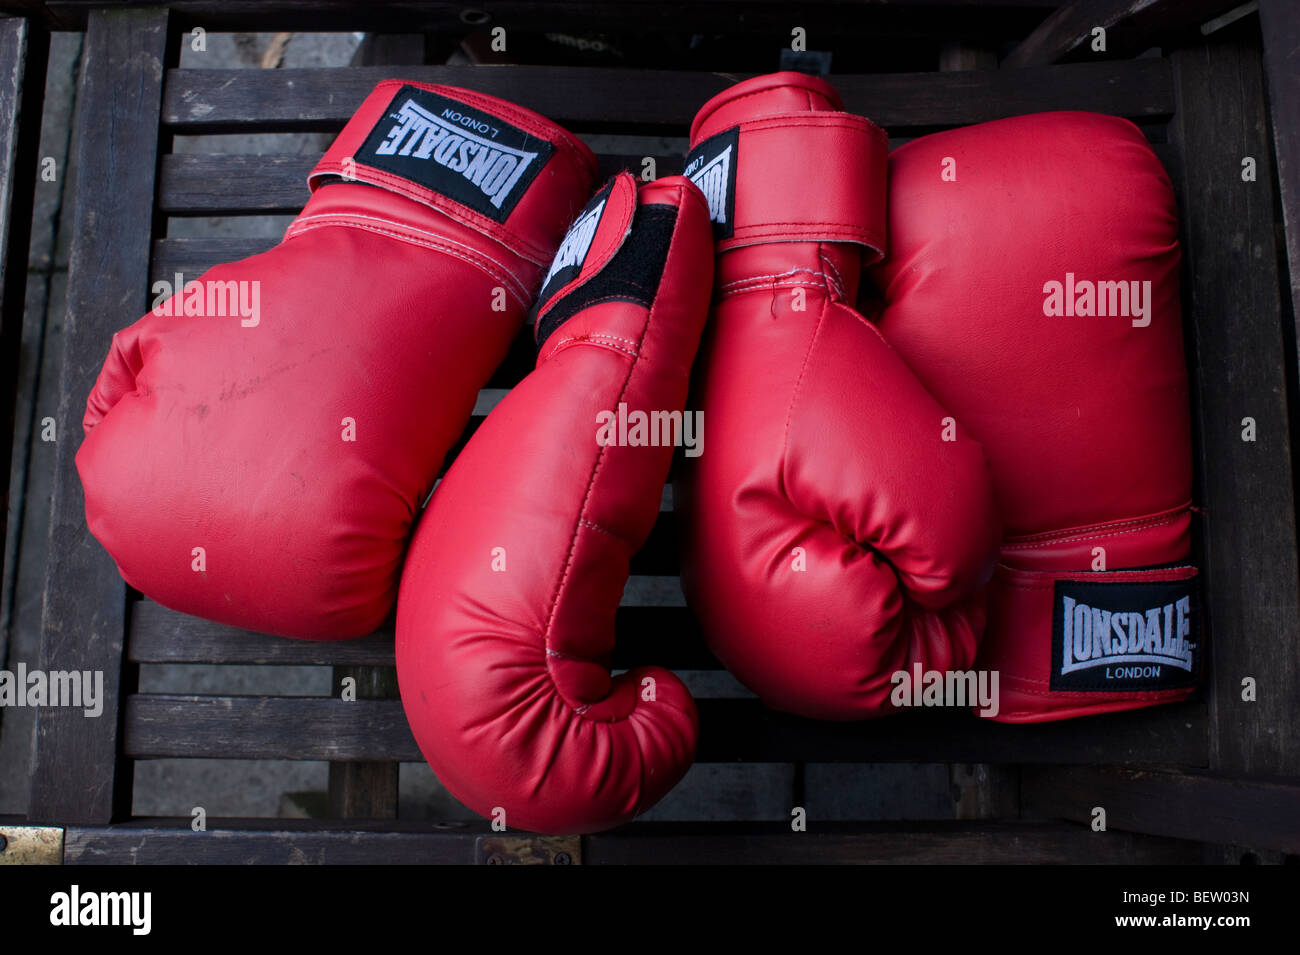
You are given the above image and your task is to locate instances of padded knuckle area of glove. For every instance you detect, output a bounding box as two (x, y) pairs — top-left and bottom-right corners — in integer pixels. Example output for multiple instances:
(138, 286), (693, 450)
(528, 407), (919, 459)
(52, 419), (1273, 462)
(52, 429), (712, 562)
(784, 306), (997, 577)
(534, 204), (679, 349)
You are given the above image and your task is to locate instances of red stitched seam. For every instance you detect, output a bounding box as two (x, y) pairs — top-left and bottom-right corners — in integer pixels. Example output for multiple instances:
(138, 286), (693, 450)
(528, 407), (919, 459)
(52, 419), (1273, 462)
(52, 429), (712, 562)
(311, 162), (553, 266)
(1004, 505), (1191, 545)
(996, 564), (1199, 591)
(1002, 514), (1185, 551)
(539, 187), (695, 727)
(285, 218), (530, 305)
(288, 211), (530, 300)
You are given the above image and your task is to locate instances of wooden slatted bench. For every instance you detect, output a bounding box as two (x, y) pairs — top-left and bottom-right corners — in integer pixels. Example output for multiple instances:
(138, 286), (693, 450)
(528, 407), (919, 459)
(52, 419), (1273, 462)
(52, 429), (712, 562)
(5, 1), (1299, 864)
(0, 12), (46, 637)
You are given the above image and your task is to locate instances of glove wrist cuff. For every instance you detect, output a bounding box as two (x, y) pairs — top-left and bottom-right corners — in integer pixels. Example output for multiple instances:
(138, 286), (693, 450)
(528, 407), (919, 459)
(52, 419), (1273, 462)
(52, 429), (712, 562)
(981, 561), (1201, 722)
(308, 80), (597, 267)
(686, 101), (887, 262)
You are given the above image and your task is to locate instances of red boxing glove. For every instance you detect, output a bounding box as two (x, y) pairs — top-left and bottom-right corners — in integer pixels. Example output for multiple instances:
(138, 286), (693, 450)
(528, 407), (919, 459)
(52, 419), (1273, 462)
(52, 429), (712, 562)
(675, 73), (1001, 720)
(77, 81), (595, 639)
(868, 112), (1200, 721)
(396, 172), (713, 833)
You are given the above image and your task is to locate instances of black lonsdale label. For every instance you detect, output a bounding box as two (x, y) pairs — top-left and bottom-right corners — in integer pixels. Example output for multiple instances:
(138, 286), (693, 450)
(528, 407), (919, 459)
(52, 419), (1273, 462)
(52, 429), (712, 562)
(1049, 576), (1199, 693)
(683, 127), (739, 241)
(356, 85), (554, 222)
(536, 178), (614, 310)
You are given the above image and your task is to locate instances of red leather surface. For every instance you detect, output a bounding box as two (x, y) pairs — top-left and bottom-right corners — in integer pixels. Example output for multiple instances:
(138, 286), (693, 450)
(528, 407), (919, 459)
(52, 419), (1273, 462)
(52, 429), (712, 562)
(77, 84), (596, 640)
(689, 71), (842, 138)
(867, 111), (1196, 721)
(396, 174), (712, 833)
(676, 74), (1001, 721)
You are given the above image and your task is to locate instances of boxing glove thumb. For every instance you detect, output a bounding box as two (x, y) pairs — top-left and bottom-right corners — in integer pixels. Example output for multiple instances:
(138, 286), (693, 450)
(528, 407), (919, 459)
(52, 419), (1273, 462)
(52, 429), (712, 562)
(396, 172), (713, 833)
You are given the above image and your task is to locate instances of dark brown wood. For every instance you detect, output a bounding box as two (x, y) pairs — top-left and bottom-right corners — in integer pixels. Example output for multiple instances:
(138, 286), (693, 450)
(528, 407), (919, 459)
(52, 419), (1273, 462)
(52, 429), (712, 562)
(697, 700), (1207, 765)
(128, 596), (715, 671)
(124, 694), (422, 761)
(1022, 767), (1300, 854)
(329, 761), (399, 818)
(152, 236), (273, 283)
(0, 1), (53, 26)
(1004, 0), (1239, 68)
(122, 694), (1209, 765)
(25, 1), (1060, 36)
(1171, 27), (1300, 777)
(0, 15), (46, 611)
(65, 818), (479, 864)
(1258, 0), (1300, 329)
(61, 817), (1204, 864)
(328, 666), (400, 819)
(29, 7), (170, 826)
(950, 764), (1020, 820)
(129, 601), (397, 666)
(158, 152), (313, 215)
(351, 32), (426, 68)
(584, 821), (1208, 864)
(938, 41), (997, 72)
(0, 26), (64, 814)
(159, 59), (1174, 134)
(157, 151), (683, 215)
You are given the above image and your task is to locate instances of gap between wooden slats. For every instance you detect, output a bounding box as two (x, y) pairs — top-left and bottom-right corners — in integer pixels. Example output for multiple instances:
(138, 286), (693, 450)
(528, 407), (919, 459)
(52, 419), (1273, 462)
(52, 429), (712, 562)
(121, 694), (1209, 764)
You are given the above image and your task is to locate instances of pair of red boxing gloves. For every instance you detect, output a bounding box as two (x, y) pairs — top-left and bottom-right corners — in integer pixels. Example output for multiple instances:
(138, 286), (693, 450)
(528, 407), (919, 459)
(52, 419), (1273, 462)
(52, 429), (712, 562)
(77, 73), (1199, 834)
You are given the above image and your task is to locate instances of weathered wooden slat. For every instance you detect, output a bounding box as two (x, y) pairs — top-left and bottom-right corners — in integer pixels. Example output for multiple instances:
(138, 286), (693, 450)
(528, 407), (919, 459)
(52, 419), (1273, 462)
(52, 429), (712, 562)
(0, 19), (56, 822)
(1171, 29), (1300, 776)
(42, 1), (1058, 35)
(328, 666), (399, 819)
(159, 60), (1174, 134)
(151, 236), (274, 281)
(130, 602), (394, 665)
(158, 153), (314, 214)
(158, 152), (682, 215)
(65, 820), (478, 864)
(0, 13), (46, 613)
(124, 695), (422, 761)
(0, 15), (46, 618)
(350, 31), (425, 69)
(1004, 0), (1241, 68)
(63, 819), (1204, 865)
(698, 699), (1208, 765)
(30, 8), (169, 826)
(584, 820), (1207, 864)
(128, 598), (718, 669)
(162, 144), (1179, 217)
(1259, 0), (1300, 335)
(1022, 766), (1300, 854)
(122, 694), (1208, 764)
